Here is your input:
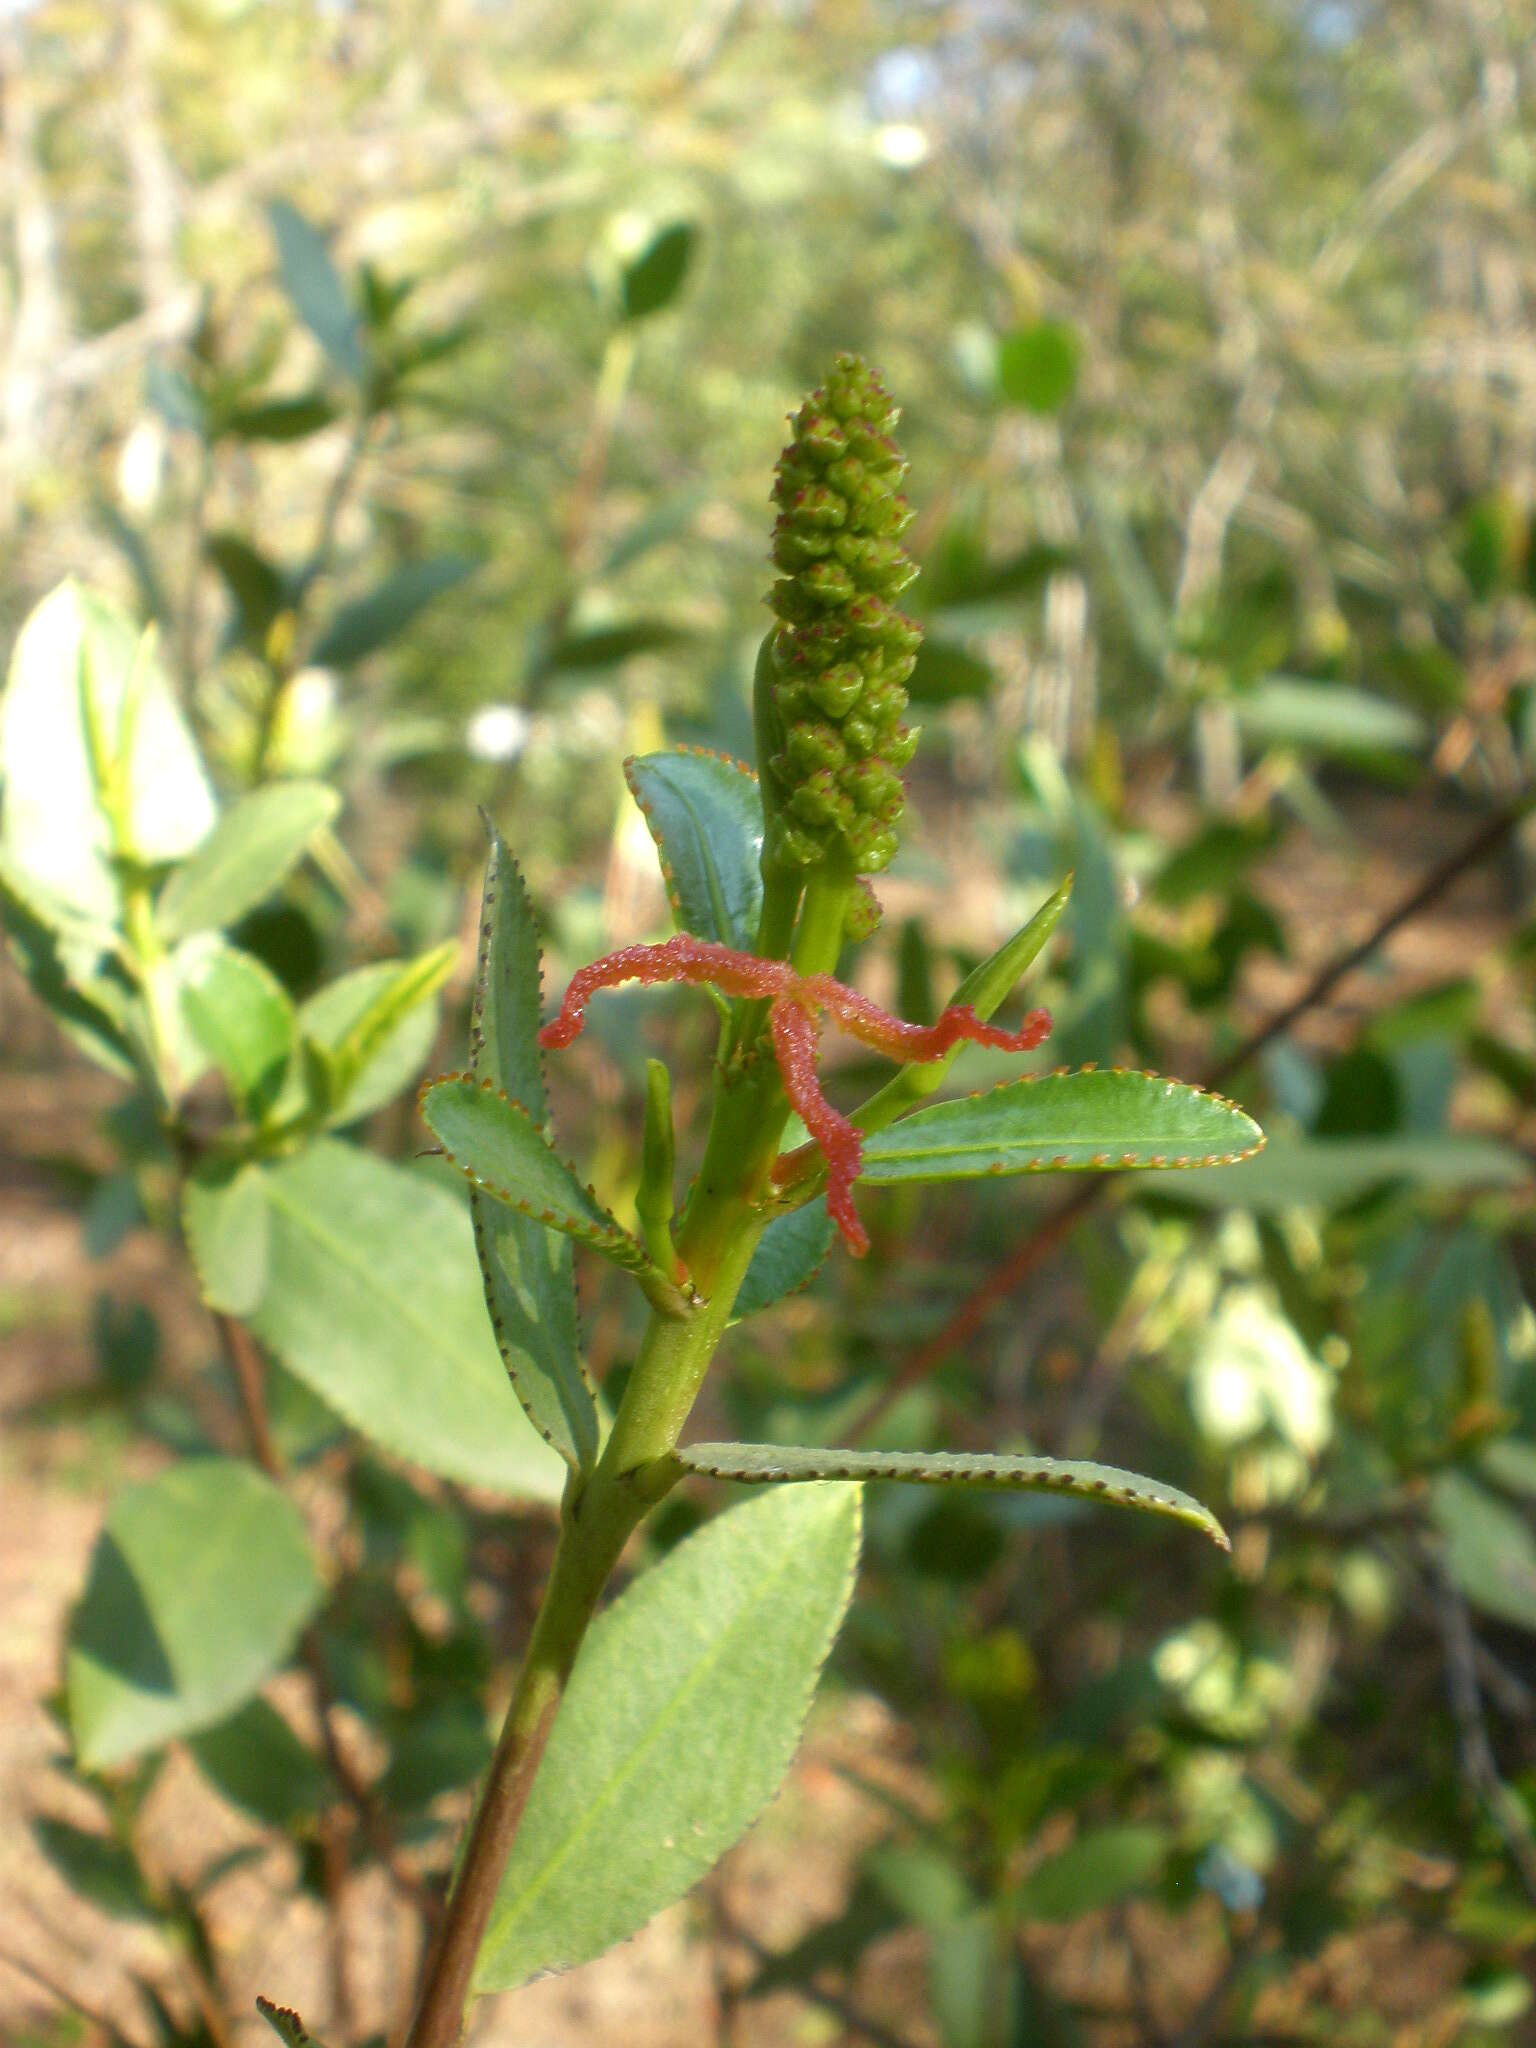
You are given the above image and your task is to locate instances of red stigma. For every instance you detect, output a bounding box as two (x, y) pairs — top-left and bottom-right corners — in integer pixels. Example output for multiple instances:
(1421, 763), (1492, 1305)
(539, 933), (1051, 1258)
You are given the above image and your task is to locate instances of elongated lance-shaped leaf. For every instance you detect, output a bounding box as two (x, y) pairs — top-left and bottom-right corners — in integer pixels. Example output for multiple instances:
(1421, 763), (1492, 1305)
(156, 781), (340, 942)
(854, 874), (1074, 1140)
(421, 1076), (687, 1311)
(661, 1443), (1229, 1549)
(624, 748), (765, 951)
(468, 826), (598, 1473)
(475, 1483), (862, 1990)
(857, 1068), (1262, 1184)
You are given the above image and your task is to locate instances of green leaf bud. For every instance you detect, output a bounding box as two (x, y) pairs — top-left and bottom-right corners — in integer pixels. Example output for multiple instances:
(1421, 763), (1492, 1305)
(756, 353), (922, 879)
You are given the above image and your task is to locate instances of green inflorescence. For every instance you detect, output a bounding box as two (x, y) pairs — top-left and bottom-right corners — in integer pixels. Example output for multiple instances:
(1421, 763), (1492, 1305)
(757, 353), (922, 880)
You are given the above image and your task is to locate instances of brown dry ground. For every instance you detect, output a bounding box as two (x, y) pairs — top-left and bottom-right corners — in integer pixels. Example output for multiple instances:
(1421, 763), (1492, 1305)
(0, 783), (1529, 2048)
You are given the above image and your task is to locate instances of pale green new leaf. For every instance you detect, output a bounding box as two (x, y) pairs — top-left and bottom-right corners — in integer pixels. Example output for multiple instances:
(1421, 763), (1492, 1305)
(475, 1483), (862, 1990)
(854, 875), (1073, 1140)
(858, 1069), (1262, 1184)
(156, 780), (340, 941)
(624, 748), (764, 951)
(0, 580), (214, 923)
(246, 1140), (564, 1500)
(299, 942), (455, 1125)
(175, 938), (295, 1116)
(67, 1460), (321, 1769)
(422, 1077), (655, 1277)
(663, 1443), (1228, 1548)
(468, 828), (598, 1473)
(183, 1163), (270, 1316)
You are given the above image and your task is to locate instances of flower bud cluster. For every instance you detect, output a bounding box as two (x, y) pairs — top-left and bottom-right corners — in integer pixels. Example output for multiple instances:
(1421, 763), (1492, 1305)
(760, 354), (921, 876)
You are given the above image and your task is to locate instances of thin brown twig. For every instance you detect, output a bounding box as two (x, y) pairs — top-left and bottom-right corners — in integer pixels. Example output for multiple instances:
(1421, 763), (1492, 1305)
(845, 793), (1532, 1443)
(1425, 1547), (1536, 1904)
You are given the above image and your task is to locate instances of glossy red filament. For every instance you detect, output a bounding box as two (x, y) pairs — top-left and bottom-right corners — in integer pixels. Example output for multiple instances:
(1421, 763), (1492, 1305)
(539, 932), (1051, 1256)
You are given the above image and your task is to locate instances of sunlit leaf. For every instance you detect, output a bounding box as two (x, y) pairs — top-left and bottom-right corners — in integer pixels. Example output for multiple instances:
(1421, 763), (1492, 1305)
(624, 748), (764, 951)
(475, 1483), (861, 1989)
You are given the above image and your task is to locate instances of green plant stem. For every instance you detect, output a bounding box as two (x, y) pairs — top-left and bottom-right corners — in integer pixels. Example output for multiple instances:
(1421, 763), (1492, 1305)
(406, 865), (853, 2048)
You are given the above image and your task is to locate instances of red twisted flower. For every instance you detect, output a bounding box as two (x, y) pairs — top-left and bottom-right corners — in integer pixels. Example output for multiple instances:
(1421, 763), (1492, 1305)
(539, 935), (1051, 1257)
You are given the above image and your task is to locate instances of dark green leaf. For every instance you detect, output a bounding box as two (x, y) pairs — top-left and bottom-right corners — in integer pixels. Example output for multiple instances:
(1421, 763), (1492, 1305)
(547, 618), (692, 672)
(189, 1699), (328, 1828)
(266, 199), (366, 380)
(619, 221), (697, 320)
(624, 748), (764, 950)
(32, 1818), (156, 1919)
(734, 1200), (836, 1320)
(224, 394), (339, 442)
(206, 533), (288, 648)
(310, 556), (481, 667)
(662, 1443), (1229, 1547)
(907, 639), (994, 703)
(858, 1069), (1262, 1183)
(475, 1482), (861, 1990)
(67, 1459), (322, 1769)
(467, 826), (598, 1473)
(248, 1140), (564, 1500)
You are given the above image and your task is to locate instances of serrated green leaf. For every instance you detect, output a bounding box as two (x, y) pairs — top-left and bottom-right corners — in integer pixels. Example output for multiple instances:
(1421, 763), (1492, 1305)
(858, 1069), (1262, 1184)
(256, 1997), (334, 2048)
(662, 1444), (1228, 1548)
(1148, 1134), (1531, 1213)
(67, 1459), (322, 1770)
(1, 580), (215, 923)
(468, 828), (598, 1473)
(157, 782), (340, 942)
(734, 1199), (835, 1320)
(183, 1163), (270, 1316)
(624, 749), (764, 950)
(175, 939), (295, 1116)
(32, 1818), (156, 1920)
(854, 877), (1072, 1139)
(619, 221), (696, 320)
(246, 1139), (563, 1500)
(267, 199), (365, 381)
(422, 1077), (653, 1276)
(310, 557), (480, 667)
(475, 1483), (861, 1990)
(298, 943), (455, 1126)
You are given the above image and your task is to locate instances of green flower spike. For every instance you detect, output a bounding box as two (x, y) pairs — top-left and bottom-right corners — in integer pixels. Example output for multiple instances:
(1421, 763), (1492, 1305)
(756, 353), (922, 886)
